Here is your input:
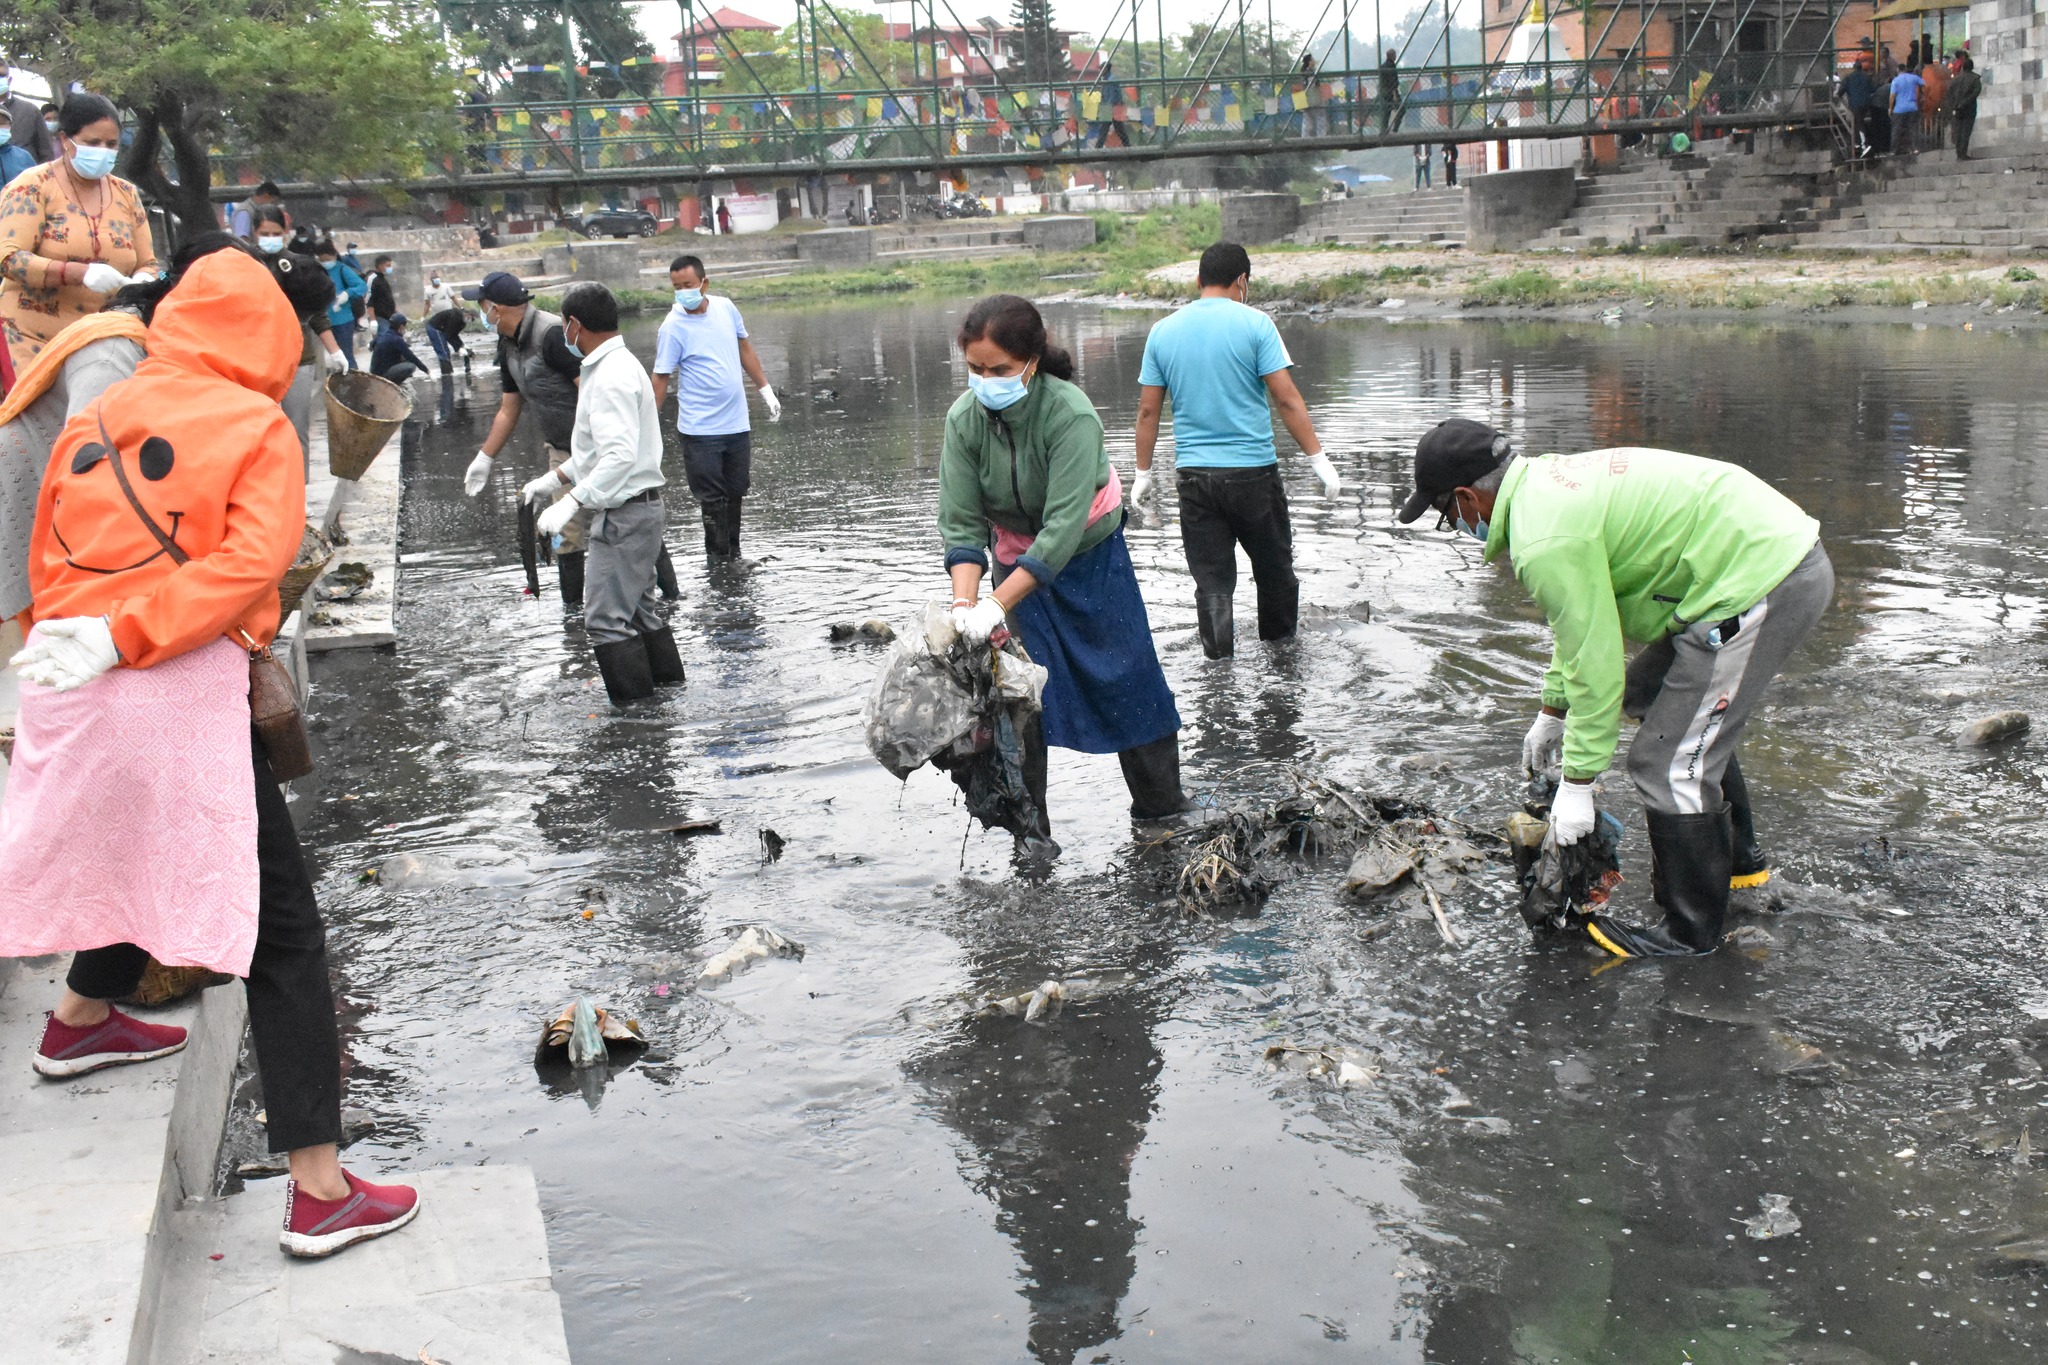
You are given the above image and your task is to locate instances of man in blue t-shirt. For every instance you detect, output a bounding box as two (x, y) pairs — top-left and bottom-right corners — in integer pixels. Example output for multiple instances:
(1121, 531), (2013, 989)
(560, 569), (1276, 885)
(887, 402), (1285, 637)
(1889, 66), (1924, 155)
(652, 254), (779, 561)
(1134, 242), (1341, 658)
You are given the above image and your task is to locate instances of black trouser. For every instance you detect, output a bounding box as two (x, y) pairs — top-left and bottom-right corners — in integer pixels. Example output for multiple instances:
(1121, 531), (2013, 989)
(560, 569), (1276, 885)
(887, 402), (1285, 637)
(1954, 111), (1975, 158)
(680, 431), (752, 502)
(66, 732), (343, 1154)
(1177, 464), (1299, 641)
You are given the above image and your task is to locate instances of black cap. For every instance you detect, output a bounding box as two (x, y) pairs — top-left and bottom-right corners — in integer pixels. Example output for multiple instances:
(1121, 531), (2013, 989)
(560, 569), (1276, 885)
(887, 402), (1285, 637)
(1397, 418), (1511, 523)
(461, 270), (530, 305)
(387, 313), (408, 327)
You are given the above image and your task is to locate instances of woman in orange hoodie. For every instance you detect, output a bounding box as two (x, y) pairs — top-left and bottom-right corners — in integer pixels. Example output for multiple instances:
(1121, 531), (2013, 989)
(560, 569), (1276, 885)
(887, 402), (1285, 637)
(0, 245), (420, 1259)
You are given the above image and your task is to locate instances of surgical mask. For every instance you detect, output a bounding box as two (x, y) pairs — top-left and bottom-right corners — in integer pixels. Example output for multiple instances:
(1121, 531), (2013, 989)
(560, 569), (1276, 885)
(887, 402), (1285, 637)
(675, 287), (703, 310)
(70, 144), (118, 180)
(968, 369), (1030, 411)
(256, 236), (286, 254)
(45, 121), (59, 137)
(1455, 512), (1489, 542)
(564, 326), (583, 359)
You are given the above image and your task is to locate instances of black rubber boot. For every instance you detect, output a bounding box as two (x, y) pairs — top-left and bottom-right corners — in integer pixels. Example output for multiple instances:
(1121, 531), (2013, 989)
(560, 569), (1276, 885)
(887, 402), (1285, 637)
(1195, 592), (1235, 660)
(593, 637), (656, 706)
(438, 355), (453, 379)
(640, 625), (686, 686)
(1722, 754), (1771, 889)
(1117, 735), (1191, 820)
(700, 499), (730, 559)
(557, 551), (585, 607)
(725, 496), (744, 559)
(1585, 806), (1735, 957)
(655, 544), (681, 601)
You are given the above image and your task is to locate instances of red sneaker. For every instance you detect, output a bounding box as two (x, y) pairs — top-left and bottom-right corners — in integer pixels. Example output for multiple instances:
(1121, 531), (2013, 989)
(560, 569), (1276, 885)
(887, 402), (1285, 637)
(33, 1007), (188, 1078)
(280, 1171), (421, 1259)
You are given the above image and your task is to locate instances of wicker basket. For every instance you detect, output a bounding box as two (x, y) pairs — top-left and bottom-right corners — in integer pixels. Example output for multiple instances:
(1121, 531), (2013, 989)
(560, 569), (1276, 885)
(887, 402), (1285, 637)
(278, 522), (335, 619)
(323, 370), (412, 481)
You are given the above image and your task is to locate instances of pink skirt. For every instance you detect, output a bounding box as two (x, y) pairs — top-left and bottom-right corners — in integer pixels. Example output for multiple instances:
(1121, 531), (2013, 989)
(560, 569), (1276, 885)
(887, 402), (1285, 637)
(0, 634), (260, 974)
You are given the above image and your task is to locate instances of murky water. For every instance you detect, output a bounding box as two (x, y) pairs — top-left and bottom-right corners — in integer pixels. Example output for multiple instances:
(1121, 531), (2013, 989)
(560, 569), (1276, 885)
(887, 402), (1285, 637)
(291, 302), (2048, 1363)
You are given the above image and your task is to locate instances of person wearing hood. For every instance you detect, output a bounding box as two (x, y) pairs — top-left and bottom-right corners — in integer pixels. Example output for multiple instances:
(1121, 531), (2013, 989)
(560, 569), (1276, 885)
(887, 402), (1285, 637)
(0, 93), (160, 373)
(939, 294), (1187, 843)
(0, 246), (421, 1258)
(1395, 420), (1833, 958)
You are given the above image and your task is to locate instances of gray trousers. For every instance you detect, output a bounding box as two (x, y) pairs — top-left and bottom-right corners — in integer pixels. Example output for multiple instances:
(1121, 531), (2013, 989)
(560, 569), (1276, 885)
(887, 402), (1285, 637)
(584, 497), (667, 646)
(1626, 543), (1833, 815)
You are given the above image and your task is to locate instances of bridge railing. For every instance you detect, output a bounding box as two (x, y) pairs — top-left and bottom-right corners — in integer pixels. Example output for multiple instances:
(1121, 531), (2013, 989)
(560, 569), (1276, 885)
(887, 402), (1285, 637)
(209, 52), (1844, 189)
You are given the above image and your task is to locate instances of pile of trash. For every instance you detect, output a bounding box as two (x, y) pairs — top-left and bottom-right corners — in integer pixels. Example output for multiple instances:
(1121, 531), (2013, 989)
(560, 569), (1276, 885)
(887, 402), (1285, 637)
(1160, 770), (1507, 929)
(1506, 770), (1625, 932)
(863, 600), (1049, 844)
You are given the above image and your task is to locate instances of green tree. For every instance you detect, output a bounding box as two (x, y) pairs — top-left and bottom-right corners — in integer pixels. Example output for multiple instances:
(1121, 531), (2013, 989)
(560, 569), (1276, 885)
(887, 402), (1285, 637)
(8, 0), (456, 231)
(1011, 0), (1070, 84)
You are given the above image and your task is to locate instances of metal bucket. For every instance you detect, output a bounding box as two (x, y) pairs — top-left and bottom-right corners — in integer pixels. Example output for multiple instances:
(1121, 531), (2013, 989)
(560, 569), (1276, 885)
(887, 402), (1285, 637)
(322, 371), (412, 481)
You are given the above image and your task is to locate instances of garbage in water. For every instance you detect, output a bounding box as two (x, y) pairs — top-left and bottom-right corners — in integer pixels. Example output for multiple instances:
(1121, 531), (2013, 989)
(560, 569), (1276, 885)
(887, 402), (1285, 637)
(1960, 711), (2030, 747)
(653, 818), (721, 837)
(1741, 1193), (1803, 1239)
(318, 561), (375, 602)
(1510, 771), (1626, 932)
(1263, 1042), (1380, 1088)
(863, 600), (1049, 844)
(975, 972), (1130, 1022)
(760, 828), (786, 862)
(1159, 770), (1503, 921)
(535, 998), (647, 1068)
(829, 619), (897, 643)
(697, 925), (804, 988)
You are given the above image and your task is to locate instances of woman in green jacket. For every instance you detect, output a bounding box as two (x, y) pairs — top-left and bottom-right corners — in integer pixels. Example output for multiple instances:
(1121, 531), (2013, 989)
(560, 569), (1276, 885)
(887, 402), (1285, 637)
(939, 295), (1185, 837)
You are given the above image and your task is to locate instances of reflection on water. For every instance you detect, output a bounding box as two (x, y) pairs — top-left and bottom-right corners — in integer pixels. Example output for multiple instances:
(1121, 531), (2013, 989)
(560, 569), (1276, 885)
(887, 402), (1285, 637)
(299, 302), (2048, 1363)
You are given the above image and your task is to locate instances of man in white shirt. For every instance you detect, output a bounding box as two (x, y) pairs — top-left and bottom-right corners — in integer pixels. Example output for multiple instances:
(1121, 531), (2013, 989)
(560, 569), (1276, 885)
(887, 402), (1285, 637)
(521, 284), (683, 705)
(652, 254), (779, 563)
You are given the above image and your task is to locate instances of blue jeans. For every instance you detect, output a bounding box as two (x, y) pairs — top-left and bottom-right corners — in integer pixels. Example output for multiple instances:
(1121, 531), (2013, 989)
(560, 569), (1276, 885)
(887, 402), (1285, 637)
(330, 320), (357, 370)
(425, 325), (451, 365)
(680, 430), (752, 502)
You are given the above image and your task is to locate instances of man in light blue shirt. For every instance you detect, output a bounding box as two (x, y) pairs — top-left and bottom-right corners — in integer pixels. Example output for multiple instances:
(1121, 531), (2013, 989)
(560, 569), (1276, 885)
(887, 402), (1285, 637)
(1888, 67), (1924, 155)
(652, 254), (779, 562)
(1134, 242), (1341, 658)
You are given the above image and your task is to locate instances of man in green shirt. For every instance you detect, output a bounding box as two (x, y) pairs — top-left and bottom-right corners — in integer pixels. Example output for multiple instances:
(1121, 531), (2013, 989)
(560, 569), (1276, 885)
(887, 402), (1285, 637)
(1398, 420), (1833, 956)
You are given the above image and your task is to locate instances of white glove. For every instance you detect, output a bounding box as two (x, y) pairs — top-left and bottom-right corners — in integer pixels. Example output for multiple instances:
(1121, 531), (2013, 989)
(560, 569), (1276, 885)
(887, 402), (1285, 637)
(10, 616), (119, 693)
(81, 263), (128, 293)
(323, 346), (349, 374)
(535, 494), (580, 539)
(1130, 467), (1154, 503)
(1308, 452), (1343, 497)
(1522, 710), (1567, 775)
(1549, 779), (1597, 847)
(759, 385), (781, 422)
(126, 270), (160, 287)
(463, 452), (495, 497)
(521, 471), (565, 508)
(951, 598), (1008, 644)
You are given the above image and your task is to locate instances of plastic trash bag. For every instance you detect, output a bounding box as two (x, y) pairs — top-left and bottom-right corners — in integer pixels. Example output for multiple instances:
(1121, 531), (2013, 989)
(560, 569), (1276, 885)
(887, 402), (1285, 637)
(1510, 770), (1626, 930)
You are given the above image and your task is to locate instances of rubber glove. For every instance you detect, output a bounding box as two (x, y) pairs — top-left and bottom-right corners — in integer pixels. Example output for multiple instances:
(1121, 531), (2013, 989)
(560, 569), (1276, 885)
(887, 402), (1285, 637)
(81, 263), (128, 293)
(10, 616), (119, 693)
(323, 346), (349, 375)
(952, 598), (1008, 644)
(1308, 452), (1344, 497)
(1130, 467), (1154, 504)
(463, 452), (495, 497)
(535, 494), (580, 540)
(1549, 779), (1597, 847)
(760, 385), (782, 422)
(1522, 710), (1567, 775)
(521, 471), (564, 508)
(126, 270), (160, 287)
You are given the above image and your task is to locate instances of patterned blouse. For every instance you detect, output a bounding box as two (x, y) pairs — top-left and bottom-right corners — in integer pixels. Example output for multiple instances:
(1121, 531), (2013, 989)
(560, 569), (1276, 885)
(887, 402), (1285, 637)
(0, 160), (158, 371)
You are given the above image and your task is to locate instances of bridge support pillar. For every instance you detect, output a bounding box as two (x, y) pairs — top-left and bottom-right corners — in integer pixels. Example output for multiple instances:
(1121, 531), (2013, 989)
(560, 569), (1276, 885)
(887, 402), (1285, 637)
(1464, 167), (1578, 251)
(1220, 193), (1302, 245)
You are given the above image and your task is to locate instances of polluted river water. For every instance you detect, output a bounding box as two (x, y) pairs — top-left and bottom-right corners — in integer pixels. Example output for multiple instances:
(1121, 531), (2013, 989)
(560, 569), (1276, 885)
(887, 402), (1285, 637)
(288, 301), (2048, 1363)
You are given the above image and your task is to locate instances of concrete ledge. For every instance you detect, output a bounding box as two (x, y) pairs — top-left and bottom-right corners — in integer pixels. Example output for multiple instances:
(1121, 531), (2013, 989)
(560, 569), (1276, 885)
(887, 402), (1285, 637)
(302, 399), (402, 654)
(0, 962), (244, 1365)
(796, 227), (877, 266)
(1465, 166), (1579, 250)
(147, 1166), (571, 1365)
(1021, 215), (1097, 251)
(560, 239), (645, 288)
(1221, 192), (1302, 245)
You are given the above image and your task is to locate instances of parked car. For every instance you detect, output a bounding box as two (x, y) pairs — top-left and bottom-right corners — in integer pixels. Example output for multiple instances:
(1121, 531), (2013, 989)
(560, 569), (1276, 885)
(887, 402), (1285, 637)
(566, 207), (659, 238)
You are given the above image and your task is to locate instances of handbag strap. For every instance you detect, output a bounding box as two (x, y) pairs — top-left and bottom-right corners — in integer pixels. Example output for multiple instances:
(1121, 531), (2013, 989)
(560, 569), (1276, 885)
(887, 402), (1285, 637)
(95, 402), (189, 567)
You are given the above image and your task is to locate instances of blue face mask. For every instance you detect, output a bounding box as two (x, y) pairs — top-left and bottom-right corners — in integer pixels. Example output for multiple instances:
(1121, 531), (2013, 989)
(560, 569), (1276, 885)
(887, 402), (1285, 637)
(675, 287), (704, 310)
(70, 144), (119, 180)
(1455, 513), (1489, 542)
(564, 327), (583, 359)
(256, 236), (286, 254)
(968, 369), (1030, 411)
